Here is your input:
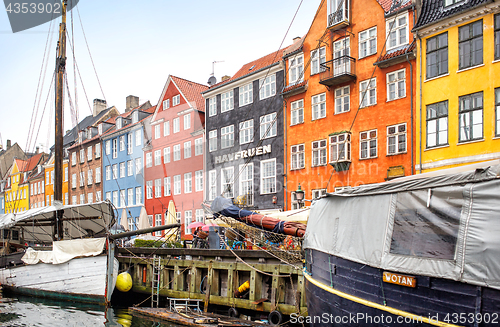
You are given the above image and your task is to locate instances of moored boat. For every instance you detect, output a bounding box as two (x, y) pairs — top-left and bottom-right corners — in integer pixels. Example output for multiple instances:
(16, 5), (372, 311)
(304, 160), (500, 326)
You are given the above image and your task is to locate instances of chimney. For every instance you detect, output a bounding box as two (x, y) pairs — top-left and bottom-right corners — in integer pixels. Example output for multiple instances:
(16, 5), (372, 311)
(221, 75), (231, 82)
(36, 146), (39, 154)
(126, 95), (139, 112)
(7, 140), (11, 149)
(93, 99), (107, 117)
(293, 36), (301, 42)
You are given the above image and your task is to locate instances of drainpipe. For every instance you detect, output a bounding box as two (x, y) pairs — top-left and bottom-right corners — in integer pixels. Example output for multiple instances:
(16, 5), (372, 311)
(406, 53), (414, 175)
(282, 60), (288, 211)
(417, 31), (423, 174)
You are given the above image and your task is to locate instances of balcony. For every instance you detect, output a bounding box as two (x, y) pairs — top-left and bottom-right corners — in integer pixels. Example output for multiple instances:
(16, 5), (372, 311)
(328, 1), (349, 30)
(319, 56), (356, 87)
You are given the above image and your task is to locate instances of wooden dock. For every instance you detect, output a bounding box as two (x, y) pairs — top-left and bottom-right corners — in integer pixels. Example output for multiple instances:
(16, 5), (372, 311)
(117, 247), (307, 320)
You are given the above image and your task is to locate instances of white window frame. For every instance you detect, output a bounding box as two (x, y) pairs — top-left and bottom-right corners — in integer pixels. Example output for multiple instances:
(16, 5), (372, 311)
(359, 78), (377, 108)
(359, 26), (377, 59)
(105, 166), (111, 181)
(164, 121), (170, 136)
(112, 164), (118, 179)
(221, 125), (234, 149)
(87, 146), (93, 161)
(184, 211), (192, 235)
(288, 53), (304, 85)
(260, 113), (277, 139)
(164, 177), (171, 196)
(386, 12), (409, 51)
(128, 188), (134, 206)
(359, 129), (378, 159)
(112, 139), (118, 158)
(259, 74), (276, 100)
(173, 117), (180, 133)
(183, 114), (190, 130)
(208, 97), (216, 117)
(146, 152), (152, 168)
(173, 144), (181, 161)
(221, 167), (234, 198)
(239, 163), (254, 206)
(173, 95), (180, 106)
(135, 130), (141, 146)
(154, 150), (161, 166)
(195, 138), (203, 156)
(195, 170), (203, 192)
(127, 160), (133, 176)
(135, 157), (141, 175)
(311, 47), (326, 75)
(335, 86), (350, 114)
(312, 188), (327, 200)
(208, 170), (216, 201)
(184, 141), (191, 158)
(95, 167), (101, 183)
(154, 124), (160, 139)
(387, 69), (406, 101)
(221, 90), (234, 113)
(312, 93), (326, 120)
(209, 130), (217, 152)
(184, 172), (192, 194)
(174, 175), (181, 195)
(136, 187), (142, 204)
(329, 133), (352, 163)
(290, 99), (304, 126)
(120, 162), (126, 178)
(291, 144), (305, 170)
(239, 83), (253, 106)
(312, 140), (327, 167)
(387, 123), (407, 155)
(260, 159), (276, 194)
(163, 98), (170, 110)
(239, 120), (253, 145)
(155, 214), (162, 236)
(87, 169), (93, 185)
(155, 178), (161, 198)
(119, 135), (125, 152)
(146, 181), (153, 199)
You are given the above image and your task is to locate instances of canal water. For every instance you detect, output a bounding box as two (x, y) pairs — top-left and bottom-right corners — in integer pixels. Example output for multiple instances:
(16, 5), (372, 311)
(0, 292), (182, 327)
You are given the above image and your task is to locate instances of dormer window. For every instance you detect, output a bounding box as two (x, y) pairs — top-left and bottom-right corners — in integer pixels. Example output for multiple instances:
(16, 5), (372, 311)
(173, 95), (180, 106)
(98, 124), (103, 135)
(328, 0), (350, 29)
(87, 128), (92, 140)
(386, 12), (409, 51)
(78, 132), (84, 143)
(132, 111), (139, 124)
(163, 99), (170, 110)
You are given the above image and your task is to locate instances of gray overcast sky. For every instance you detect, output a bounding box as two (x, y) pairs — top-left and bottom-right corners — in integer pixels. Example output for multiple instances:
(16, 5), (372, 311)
(0, 0), (320, 154)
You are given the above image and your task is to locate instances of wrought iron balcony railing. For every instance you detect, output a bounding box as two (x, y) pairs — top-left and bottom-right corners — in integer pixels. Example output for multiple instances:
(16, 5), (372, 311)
(319, 56), (356, 87)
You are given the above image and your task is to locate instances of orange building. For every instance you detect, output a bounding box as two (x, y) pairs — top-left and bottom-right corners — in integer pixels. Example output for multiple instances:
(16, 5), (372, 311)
(44, 155), (69, 206)
(283, 0), (417, 209)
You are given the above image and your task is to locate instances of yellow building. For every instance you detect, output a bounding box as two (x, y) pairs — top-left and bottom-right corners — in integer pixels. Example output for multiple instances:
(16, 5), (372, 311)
(44, 155), (69, 206)
(414, 0), (500, 173)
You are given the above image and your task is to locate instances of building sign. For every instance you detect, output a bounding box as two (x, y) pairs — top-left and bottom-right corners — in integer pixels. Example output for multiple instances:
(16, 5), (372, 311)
(214, 145), (271, 164)
(383, 271), (416, 287)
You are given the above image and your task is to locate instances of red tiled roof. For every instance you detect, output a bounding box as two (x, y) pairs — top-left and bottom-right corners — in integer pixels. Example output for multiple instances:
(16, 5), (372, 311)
(15, 153), (43, 172)
(171, 76), (208, 112)
(376, 0), (412, 14)
(282, 80), (308, 95)
(375, 40), (416, 63)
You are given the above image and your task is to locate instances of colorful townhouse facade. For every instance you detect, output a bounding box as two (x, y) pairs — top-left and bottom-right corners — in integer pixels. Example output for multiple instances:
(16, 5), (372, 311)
(145, 76), (207, 240)
(202, 50), (287, 212)
(413, 0), (500, 172)
(102, 105), (154, 232)
(28, 165), (45, 209)
(43, 155), (69, 206)
(283, 0), (417, 209)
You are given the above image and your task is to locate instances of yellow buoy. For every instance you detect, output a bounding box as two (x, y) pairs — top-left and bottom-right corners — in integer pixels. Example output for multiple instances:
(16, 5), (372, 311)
(116, 270), (133, 292)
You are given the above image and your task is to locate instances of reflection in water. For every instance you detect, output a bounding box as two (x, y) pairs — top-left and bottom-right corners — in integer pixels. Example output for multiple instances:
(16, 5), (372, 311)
(0, 293), (181, 327)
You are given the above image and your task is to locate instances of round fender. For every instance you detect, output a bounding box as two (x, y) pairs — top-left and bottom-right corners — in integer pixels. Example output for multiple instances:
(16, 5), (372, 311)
(268, 310), (282, 326)
(228, 307), (239, 318)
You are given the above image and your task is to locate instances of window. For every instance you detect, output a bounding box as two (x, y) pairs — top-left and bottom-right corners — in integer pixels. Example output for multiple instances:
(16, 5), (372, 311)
(312, 140), (327, 166)
(154, 150), (161, 166)
(154, 124), (160, 139)
(312, 93), (326, 120)
(289, 53), (304, 85)
(96, 191), (101, 202)
(329, 133), (351, 162)
(239, 83), (253, 106)
(128, 188), (134, 206)
(164, 177), (171, 196)
(46, 172), (50, 185)
(155, 214), (162, 236)
(119, 135), (125, 151)
(95, 143), (101, 158)
(146, 152), (152, 168)
(196, 209), (204, 223)
(146, 181), (153, 199)
(221, 90), (234, 113)
(359, 27), (377, 59)
(209, 130), (217, 152)
(174, 175), (181, 195)
(459, 92), (483, 142)
(209, 97), (216, 117)
(360, 78), (376, 107)
(195, 138), (203, 156)
(208, 170), (216, 201)
(164, 121), (170, 137)
(426, 32), (448, 79)
(195, 170), (203, 192)
(426, 101), (448, 147)
(88, 192), (93, 204)
(311, 47), (326, 75)
(163, 98), (170, 110)
(312, 189), (327, 200)
(116, 118), (122, 130)
(127, 160), (133, 176)
(72, 174), (76, 188)
(80, 149), (85, 163)
(87, 169), (93, 185)
(239, 163), (253, 206)
(360, 130), (378, 159)
(260, 74), (276, 99)
(136, 187), (142, 204)
(72, 195), (77, 205)
(261, 159), (276, 194)
(459, 20), (483, 70)
(386, 12), (408, 50)
(290, 99), (304, 125)
(239, 120), (253, 145)
(221, 167), (234, 198)
(221, 125), (234, 149)
(333, 38), (350, 75)
(87, 146), (93, 161)
(155, 179), (161, 198)
(112, 191), (118, 206)
(112, 139), (117, 158)
(387, 123), (407, 155)
(135, 130), (141, 146)
(79, 172), (84, 187)
(72, 152), (76, 166)
(291, 144), (305, 170)
(184, 211), (192, 235)
(112, 164), (118, 179)
(176, 212), (181, 224)
(183, 114), (190, 130)
(335, 86), (350, 114)
(163, 147), (170, 163)
(387, 69), (406, 101)
(105, 166), (111, 180)
(135, 158), (141, 175)
(184, 141), (191, 158)
(184, 172), (192, 193)
(80, 194), (85, 205)
(127, 217), (134, 232)
(496, 88), (500, 136)
(260, 113), (277, 139)
(119, 162), (125, 178)
(173, 94), (180, 106)
(444, 0), (463, 6)
(127, 133), (133, 154)
(495, 14), (500, 60)
(173, 144), (181, 161)
(95, 167), (101, 183)
(173, 117), (180, 133)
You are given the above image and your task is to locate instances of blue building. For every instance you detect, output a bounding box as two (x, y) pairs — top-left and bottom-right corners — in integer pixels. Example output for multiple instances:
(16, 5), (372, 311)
(102, 102), (154, 231)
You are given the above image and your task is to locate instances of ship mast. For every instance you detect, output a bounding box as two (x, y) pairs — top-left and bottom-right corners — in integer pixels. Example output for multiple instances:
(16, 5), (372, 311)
(54, 0), (67, 240)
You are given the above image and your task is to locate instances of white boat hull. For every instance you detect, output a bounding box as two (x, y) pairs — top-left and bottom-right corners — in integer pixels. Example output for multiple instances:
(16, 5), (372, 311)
(0, 255), (119, 305)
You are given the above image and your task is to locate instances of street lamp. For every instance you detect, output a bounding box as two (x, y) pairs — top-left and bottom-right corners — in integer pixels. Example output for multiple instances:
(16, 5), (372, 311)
(295, 184), (305, 208)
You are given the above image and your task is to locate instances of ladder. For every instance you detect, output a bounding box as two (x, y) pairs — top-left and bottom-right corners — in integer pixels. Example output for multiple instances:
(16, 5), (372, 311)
(151, 255), (161, 308)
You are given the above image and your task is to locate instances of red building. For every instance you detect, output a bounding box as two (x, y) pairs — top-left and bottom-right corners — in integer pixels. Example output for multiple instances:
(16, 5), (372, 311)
(145, 75), (208, 240)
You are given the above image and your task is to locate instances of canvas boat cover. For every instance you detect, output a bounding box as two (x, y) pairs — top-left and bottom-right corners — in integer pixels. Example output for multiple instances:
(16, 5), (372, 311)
(0, 201), (115, 244)
(21, 238), (106, 265)
(304, 161), (500, 290)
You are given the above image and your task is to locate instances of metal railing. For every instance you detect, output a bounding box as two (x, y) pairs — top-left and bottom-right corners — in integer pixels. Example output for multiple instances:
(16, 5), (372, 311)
(320, 56), (356, 84)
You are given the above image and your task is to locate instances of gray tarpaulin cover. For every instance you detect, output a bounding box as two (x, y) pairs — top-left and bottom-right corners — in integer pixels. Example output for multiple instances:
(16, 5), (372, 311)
(304, 164), (500, 290)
